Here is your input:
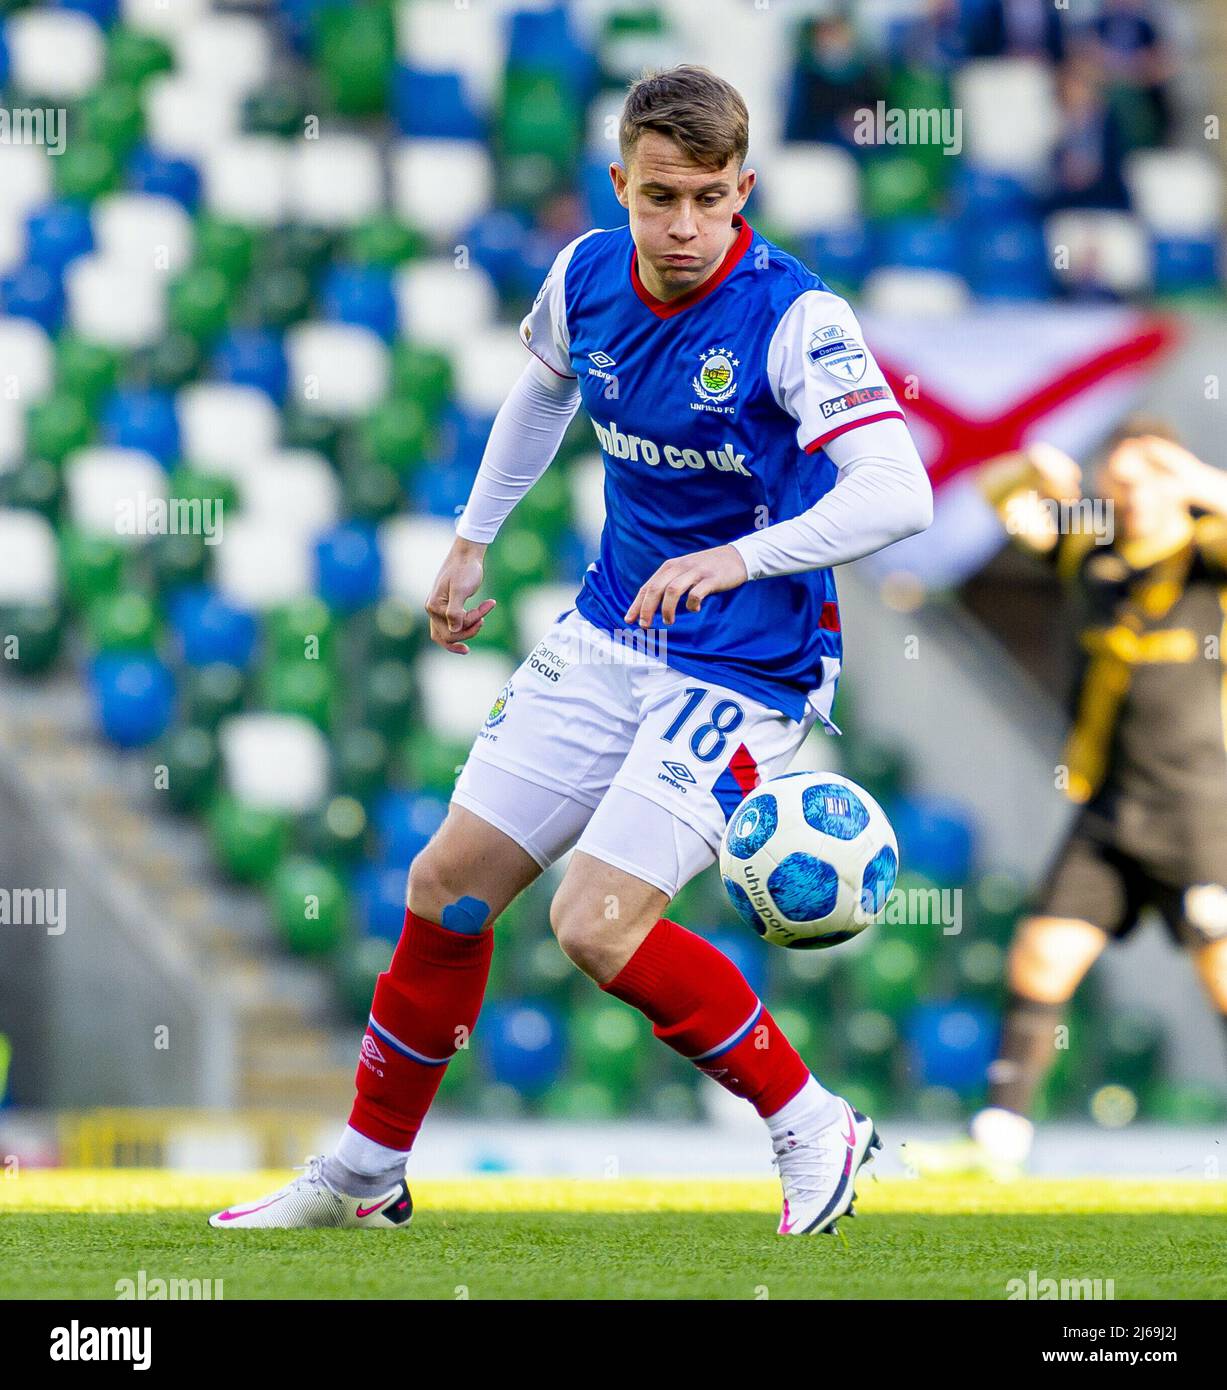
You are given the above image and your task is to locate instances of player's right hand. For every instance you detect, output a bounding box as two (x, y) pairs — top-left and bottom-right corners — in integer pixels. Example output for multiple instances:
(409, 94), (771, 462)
(1023, 442), (1082, 501)
(424, 540), (496, 655)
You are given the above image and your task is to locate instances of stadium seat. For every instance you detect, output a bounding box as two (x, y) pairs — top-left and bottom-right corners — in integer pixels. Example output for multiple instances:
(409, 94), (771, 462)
(177, 383), (281, 478)
(378, 515), (457, 604)
(393, 67), (484, 139)
(955, 59), (1060, 180)
(0, 509), (59, 605)
(0, 148), (53, 222)
(172, 13), (272, 97)
(92, 193), (193, 275)
(451, 327), (530, 419)
(1045, 211), (1150, 297)
(861, 268), (972, 314)
(64, 253), (167, 347)
(218, 712), (330, 813)
(395, 0), (504, 112)
(64, 445), (167, 542)
(26, 201), (95, 276)
(758, 145), (861, 234)
(393, 258), (498, 352)
(0, 317), (54, 404)
(169, 586), (258, 669)
(145, 74), (241, 160)
(1124, 150), (1223, 238)
(390, 140), (493, 245)
(284, 321), (390, 419)
(214, 516), (313, 610)
(203, 138), (294, 226)
(5, 7), (105, 99)
(289, 136), (384, 229)
(90, 651), (176, 746)
(238, 451), (340, 536)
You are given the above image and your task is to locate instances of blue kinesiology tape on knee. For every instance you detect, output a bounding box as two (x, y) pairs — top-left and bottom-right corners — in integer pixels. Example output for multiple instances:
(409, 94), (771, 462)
(440, 895), (490, 935)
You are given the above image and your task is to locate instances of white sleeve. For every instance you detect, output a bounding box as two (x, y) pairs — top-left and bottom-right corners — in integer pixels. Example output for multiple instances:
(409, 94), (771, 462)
(730, 418), (932, 579)
(454, 359), (581, 544)
(517, 233), (594, 382)
(767, 288), (905, 454)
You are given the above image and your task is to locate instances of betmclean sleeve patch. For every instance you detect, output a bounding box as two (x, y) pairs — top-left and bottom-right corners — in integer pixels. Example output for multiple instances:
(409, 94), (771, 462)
(767, 290), (905, 455)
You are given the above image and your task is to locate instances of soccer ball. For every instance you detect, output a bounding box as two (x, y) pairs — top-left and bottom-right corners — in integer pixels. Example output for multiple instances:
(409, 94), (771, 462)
(719, 771), (898, 949)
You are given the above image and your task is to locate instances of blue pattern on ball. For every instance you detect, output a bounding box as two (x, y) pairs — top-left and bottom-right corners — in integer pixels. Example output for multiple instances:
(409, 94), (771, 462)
(860, 845), (898, 915)
(723, 877), (766, 936)
(768, 852), (840, 922)
(801, 783), (869, 841)
(724, 793), (778, 861)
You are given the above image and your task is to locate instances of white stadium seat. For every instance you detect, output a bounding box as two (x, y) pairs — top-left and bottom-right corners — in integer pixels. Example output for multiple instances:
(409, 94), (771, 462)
(289, 136), (384, 229)
(177, 384), (281, 479)
(92, 193), (194, 276)
(0, 402), (24, 475)
(390, 140), (493, 244)
(0, 207), (24, 277)
(955, 59), (1060, 179)
(121, 0), (209, 38)
(393, 258), (498, 351)
(218, 713), (330, 813)
(144, 74), (240, 160)
(172, 14), (273, 97)
(213, 516), (313, 610)
(758, 145), (861, 234)
(64, 447), (168, 544)
(569, 453), (607, 551)
(451, 326), (530, 418)
(395, 0), (504, 110)
(5, 9), (105, 100)
(284, 322), (391, 419)
(1125, 151), (1224, 238)
(862, 267), (973, 315)
(203, 138), (293, 226)
(0, 147), (53, 219)
(0, 317), (55, 405)
(0, 509), (59, 604)
(417, 648), (516, 739)
(64, 255), (167, 348)
(1046, 211), (1150, 296)
(238, 451), (341, 537)
(515, 583), (582, 653)
(378, 515), (457, 604)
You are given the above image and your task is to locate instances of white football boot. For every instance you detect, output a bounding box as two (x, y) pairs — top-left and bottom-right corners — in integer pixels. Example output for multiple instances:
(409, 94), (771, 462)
(774, 1097), (881, 1236)
(208, 1155), (413, 1230)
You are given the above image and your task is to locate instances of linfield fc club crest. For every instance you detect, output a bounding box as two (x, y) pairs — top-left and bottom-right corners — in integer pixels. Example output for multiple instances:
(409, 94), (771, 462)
(692, 347), (740, 405)
(485, 682), (513, 728)
(807, 325), (868, 384)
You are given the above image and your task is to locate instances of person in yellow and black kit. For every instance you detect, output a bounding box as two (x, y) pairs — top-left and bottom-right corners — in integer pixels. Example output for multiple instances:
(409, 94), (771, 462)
(915, 420), (1227, 1176)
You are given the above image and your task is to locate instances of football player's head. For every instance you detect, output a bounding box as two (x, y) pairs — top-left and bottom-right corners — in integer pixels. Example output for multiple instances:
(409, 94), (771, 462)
(1096, 416), (1188, 539)
(611, 65), (755, 298)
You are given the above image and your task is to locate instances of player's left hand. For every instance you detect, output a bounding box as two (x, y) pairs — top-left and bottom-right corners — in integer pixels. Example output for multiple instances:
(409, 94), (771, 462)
(624, 544), (749, 628)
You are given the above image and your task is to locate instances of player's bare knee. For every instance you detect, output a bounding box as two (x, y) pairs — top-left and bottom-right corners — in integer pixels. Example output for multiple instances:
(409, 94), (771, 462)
(1008, 918), (1101, 1003)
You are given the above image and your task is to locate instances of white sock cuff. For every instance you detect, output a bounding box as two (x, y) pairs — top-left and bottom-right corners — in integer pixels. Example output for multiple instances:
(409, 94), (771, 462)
(335, 1124), (411, 1178)
(764, 1074), (841, 1138)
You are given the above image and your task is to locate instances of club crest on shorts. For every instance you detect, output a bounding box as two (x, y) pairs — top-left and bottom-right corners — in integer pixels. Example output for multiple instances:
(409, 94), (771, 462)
(485, 682), (513, 728)
(807, 325), (868, 384)
(692, 347), (740, 405)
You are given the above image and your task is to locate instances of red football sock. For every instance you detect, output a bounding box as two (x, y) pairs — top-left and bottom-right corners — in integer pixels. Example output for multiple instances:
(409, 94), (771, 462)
(602, 918), (809, 1117)
(348, 908), (494, 1150)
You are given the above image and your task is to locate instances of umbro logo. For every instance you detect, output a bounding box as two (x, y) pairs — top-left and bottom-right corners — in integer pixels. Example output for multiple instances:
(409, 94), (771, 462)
(588, 350), (617, 369)
(661, 760), (697, 784)
(361, 1034), (387, 1065)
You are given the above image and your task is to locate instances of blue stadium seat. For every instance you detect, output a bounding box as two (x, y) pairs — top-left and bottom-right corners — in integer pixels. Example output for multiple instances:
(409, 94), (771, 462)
(127, 145), (202, 214)
(462, 209), (532, 297)
(0, 264), (64, 334)
(877, 217), (963, 276)
(315, 521), (383, 612)
(170, 587), (260, 669)
(90, 652), (175, 747)
(320, 264), (398, 343)
(392, 67), (484, 139)
(967, 217), (1052, 300)
(482, 999), (567, 1095)
(1152, 236), (1220, 294)
(372, 789), (448, 864)
(889, 794), (975, 887)
(580, 156), (628, 229)
(101, 388), (180, 467)
(212, 328), (288, 404)
(25, 201), (94, 275)
(351, 862), (411, 941)
(906, 1000), (997, 1094)
(804, 224), (873, 290)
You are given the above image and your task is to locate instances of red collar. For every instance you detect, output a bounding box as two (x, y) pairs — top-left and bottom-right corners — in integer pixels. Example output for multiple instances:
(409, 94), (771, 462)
(630, 215), (754, 319)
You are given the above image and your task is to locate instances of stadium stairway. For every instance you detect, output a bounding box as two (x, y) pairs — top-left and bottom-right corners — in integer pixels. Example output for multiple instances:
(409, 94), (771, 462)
(0, 661), (355, 1112)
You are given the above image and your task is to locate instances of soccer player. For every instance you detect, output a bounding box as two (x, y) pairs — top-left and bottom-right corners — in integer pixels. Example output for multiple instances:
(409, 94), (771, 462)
(211, 66), (932, 1234)
(917, 424), (1227, 1178)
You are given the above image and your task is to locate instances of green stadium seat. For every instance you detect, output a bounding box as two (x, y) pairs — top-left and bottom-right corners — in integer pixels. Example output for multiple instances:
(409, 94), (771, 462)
(271, 855), (349, 954)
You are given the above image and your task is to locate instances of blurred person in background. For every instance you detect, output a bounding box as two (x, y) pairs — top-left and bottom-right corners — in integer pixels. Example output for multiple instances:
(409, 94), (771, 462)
(1047, 55), (1131, 213)
(967, 0), (1067, 63)
(1081, 0), (1176, 147)
(912, 423), (1227, 1177)
(784, 10), (886, 146)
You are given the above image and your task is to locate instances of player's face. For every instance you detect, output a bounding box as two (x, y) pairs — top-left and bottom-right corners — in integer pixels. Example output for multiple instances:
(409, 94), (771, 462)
(611, 132), (755, 300)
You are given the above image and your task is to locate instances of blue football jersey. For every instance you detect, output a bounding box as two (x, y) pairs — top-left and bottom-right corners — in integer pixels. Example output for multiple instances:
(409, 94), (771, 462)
(518, 215), (905, 722)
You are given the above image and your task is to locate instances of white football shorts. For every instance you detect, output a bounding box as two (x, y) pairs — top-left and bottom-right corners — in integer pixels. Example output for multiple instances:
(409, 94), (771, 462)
(451, 608), (820, 898)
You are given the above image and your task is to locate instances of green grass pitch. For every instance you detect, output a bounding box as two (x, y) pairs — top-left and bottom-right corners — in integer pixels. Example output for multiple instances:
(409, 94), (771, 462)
(2, 1173), (1224, 1300)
